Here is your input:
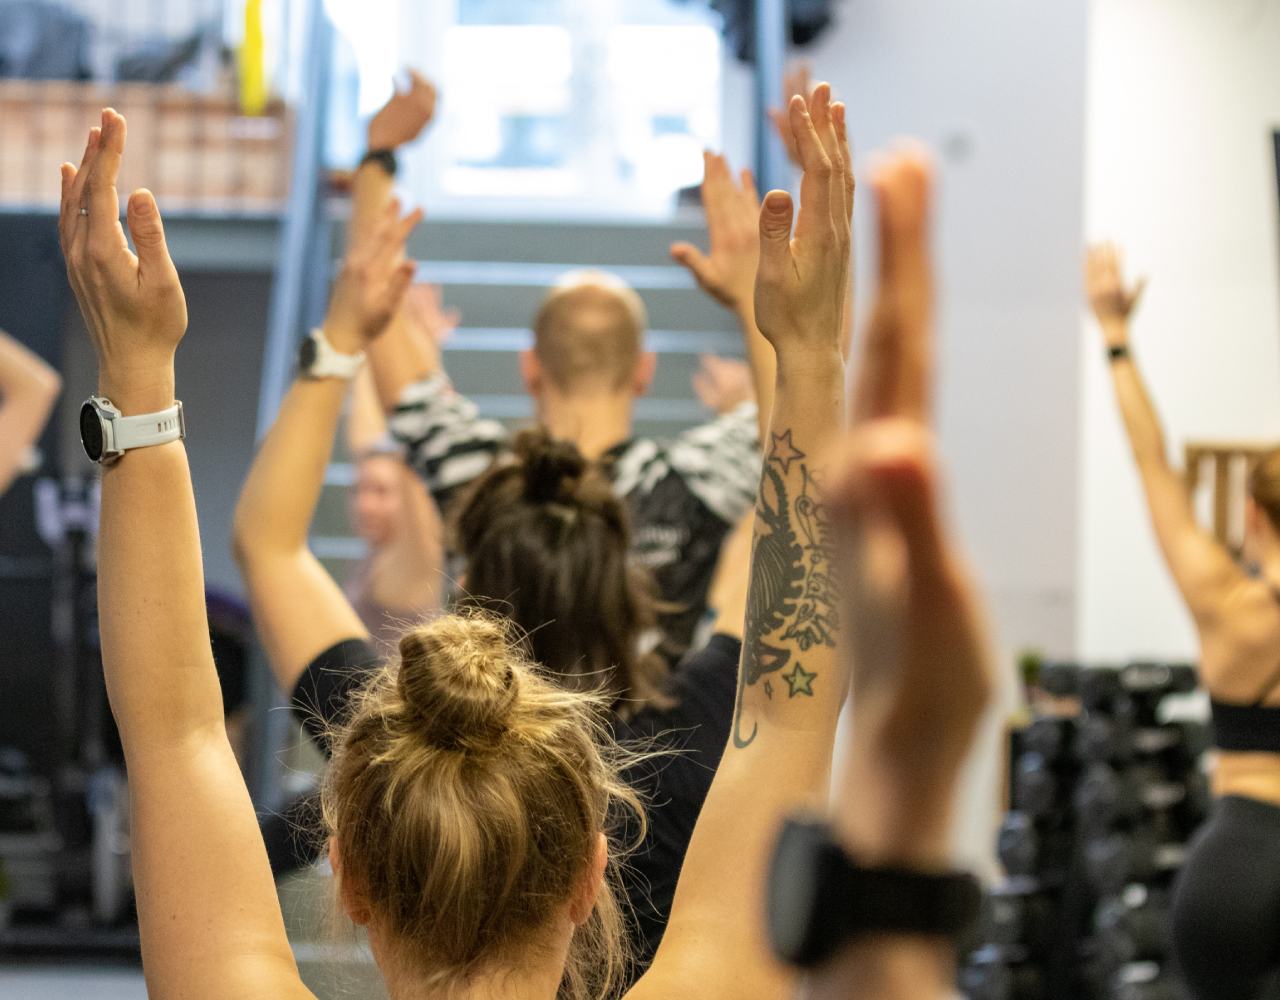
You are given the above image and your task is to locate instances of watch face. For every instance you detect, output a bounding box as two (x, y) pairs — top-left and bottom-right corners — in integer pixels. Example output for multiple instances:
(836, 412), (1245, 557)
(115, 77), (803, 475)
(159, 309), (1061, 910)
(298, 335), (318, 373)
(79, 401), (104, 462)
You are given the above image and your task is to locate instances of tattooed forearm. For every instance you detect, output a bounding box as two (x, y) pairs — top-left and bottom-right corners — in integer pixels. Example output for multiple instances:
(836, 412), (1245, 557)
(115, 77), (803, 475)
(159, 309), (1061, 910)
(732, 429), (838, 748)
(783, 466), (839, 650)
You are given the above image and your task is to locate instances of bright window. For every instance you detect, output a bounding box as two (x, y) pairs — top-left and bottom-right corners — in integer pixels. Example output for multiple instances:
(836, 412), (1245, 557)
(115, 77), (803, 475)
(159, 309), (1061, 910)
(326, 0), (728, 219)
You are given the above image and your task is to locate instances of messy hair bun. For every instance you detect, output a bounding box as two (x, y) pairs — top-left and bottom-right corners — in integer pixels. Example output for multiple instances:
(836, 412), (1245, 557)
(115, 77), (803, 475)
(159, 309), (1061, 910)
(514, 430), (586, 504)
(396, 614), (519, 752)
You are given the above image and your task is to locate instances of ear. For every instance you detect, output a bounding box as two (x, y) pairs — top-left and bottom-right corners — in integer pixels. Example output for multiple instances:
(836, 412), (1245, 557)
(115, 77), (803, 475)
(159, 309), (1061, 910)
(632, 352), (658, 397)
(330, 837), (373, 926)
(519, 349), (543, 397)
(568, 833), (609, 926)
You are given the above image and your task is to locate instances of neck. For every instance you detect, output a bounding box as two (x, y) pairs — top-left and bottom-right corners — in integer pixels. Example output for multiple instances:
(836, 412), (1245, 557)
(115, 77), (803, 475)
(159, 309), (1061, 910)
(536, 390), (633, 460)
(373, 919), (572, 1000)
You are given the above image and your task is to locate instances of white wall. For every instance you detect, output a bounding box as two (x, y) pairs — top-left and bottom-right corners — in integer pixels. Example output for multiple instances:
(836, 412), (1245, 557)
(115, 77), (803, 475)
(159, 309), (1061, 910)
(1079, 0), (1280, 660)
(808, 0), (1089, 661)
(803, 0), (1089, 873)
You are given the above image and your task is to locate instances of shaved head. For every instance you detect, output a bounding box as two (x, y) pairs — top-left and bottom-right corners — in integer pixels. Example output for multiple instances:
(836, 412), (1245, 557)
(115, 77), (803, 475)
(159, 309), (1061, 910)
(532, 271), (648, 393)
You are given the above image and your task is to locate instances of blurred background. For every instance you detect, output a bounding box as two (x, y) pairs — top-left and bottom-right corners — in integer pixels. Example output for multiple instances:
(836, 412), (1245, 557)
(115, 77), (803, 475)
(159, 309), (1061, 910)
(0, 0), (1278, 996)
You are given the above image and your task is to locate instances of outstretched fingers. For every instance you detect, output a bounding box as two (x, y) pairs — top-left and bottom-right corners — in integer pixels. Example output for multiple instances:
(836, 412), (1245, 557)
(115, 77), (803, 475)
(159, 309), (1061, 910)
(59, 125), (101, 254)
(84, 110), (129, 255)
(790, 94), (833, 238)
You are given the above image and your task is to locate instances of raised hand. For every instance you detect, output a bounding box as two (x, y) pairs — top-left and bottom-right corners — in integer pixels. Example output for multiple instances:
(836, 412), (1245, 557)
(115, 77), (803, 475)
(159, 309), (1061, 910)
(754, 83), (853, 365)
(1085, 242), (1146, 345)
(404, 283), (460, 349)
(768, 61), (815, 169)
(59, 109), (186, 412)
(671, 152), (761, 315)
(323, 199), (422, 355)
(367, 70), (438, 151)
(829, 149), (994, 866)
(692, 353), (753, 414)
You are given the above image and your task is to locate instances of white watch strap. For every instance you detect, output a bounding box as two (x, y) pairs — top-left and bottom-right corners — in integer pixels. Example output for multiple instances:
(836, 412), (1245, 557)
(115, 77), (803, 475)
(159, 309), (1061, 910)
(306, 327), (366, 379)
(112, 401), (186, 452)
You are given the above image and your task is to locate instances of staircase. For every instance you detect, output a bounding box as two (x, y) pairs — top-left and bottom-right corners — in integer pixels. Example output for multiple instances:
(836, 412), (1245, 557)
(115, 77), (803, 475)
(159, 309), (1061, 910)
(311, 212), (743, 563)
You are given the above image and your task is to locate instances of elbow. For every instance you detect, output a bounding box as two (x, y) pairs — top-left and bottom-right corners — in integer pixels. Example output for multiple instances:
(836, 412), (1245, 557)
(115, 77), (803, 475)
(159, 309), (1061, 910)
(230, 500), (262, 570)
(36, 364), (62, 403)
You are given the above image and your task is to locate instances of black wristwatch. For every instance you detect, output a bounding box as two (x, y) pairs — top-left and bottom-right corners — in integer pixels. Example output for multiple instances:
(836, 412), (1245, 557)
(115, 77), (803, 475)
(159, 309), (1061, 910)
(1107, 343), (1130, 362)
(767, 816), (982, 968)
(360, 148), (398, 176)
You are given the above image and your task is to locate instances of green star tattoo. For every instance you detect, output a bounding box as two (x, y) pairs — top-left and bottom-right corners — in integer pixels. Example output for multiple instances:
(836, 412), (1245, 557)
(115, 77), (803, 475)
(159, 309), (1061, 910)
(782, 662), (817, 698)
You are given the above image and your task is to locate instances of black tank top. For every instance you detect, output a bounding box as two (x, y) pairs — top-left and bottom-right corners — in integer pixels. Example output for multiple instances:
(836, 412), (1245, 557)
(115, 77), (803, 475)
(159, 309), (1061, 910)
(1210, 578), (1280, 753)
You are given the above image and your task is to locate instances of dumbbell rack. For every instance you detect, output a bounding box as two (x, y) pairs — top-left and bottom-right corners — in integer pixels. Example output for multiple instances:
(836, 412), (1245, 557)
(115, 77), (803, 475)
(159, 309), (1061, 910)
(960, 663), (1209, 1000)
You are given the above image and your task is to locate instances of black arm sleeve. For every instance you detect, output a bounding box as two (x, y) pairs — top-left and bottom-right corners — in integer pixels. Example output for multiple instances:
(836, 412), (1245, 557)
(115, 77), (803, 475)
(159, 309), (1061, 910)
(290, 637), (384, 757)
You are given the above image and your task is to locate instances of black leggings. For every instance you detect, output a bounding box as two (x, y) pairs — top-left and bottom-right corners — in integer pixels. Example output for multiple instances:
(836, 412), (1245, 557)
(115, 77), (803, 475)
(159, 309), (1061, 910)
(1172, 795), (1280, 1000)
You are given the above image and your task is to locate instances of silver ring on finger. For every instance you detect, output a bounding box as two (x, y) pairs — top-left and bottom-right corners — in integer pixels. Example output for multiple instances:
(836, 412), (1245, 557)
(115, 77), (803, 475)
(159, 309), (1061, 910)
(79, 207), (89, 216)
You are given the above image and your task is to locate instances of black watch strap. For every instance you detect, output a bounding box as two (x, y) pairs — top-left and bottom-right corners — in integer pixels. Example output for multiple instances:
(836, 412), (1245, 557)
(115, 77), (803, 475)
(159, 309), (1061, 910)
(768, 816), (982, 967)
(360, 148), (398, 176)
(1107, 343), (1130, 362)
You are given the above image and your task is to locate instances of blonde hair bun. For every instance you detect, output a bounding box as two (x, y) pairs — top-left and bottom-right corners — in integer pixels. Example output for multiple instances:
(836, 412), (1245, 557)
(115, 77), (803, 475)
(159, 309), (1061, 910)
(396, 614), (519, 751)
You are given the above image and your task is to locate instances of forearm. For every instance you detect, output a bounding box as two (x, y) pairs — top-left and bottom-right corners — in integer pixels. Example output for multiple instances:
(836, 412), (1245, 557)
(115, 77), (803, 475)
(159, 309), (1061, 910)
(233, 378), (346, 560)
(733, 349), (845, 747)
(736, 301), (776, 436)
(350, 163), (437, 408)
(99, 432), (224, 749)
(1104, 327), (1168, 469)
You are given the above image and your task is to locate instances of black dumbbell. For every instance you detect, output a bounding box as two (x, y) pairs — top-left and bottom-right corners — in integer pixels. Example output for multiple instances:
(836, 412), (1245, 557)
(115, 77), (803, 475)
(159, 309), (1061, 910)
(998, 812), (1040, 878)
(1039, 662), (1082, 698)
(959, 954), (1047, 1000)
(1013, 752), (1059, 817)
(1080, 668), (1125, 710)
(1085, 829), (1186, 896)
(1130, 721), (1210, 766)
(1093, 888), (1170, 969)
(1077, 713), (1135, 764)
(1023, 716), (1073, 762)
(1076, 764), (1138, 833)
(1122, 662), (1198, 697)
(1113, 974), (1182, 1000)
(983, 883), (1055, 949)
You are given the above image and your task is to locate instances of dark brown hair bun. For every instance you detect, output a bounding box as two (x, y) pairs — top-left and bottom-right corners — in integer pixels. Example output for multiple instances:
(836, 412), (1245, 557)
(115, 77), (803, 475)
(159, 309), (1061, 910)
(514, 428), (587, 505)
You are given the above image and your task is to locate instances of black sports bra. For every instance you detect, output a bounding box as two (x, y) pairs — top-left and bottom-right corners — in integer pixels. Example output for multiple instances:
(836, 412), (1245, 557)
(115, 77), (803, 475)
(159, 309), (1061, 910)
(1210, 577), (1280, 754)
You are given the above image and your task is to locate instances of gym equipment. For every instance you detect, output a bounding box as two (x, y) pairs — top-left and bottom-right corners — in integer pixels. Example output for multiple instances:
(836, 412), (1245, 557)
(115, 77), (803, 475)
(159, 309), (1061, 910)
(964, 660), (1211, 1000)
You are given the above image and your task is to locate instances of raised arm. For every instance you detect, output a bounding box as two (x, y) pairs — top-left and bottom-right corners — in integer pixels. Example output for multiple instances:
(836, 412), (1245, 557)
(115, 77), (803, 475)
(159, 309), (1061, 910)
(0, 329), (61, 494)
(1086, 243), (1244, 620)
(353, 72), (442, 411)
(631, 83), (851, 1000)
(671, 153), (773, 433)
(807, 150), (995, 1000)
(233, 201), (420, 694)
(59, 109), (310, 999)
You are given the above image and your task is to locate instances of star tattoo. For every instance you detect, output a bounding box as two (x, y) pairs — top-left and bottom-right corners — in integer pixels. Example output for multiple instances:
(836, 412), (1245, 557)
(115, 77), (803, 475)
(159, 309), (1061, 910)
(768, 430), (806, 475)
(782, 662), (817, 698)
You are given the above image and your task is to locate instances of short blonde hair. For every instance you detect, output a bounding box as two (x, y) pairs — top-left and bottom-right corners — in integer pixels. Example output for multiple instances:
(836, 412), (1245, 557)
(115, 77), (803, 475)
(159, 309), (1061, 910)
(532, 271), (648, 392)
(322, 611), (645, 998)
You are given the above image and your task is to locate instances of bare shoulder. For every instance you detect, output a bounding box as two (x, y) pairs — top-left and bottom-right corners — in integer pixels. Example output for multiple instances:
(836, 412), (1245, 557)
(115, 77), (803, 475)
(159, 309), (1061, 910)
(1199, 578), (1280, 702)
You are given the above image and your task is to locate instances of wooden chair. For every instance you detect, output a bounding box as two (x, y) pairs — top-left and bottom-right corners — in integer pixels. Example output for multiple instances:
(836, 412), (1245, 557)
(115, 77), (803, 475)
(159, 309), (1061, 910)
(1184, 441), (1275, 553)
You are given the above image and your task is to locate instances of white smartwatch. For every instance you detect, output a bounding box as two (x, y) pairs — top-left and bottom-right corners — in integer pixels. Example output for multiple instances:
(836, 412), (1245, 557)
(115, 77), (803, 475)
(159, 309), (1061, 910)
(297, 327), (365, 380)
(79, 396), (186, 465)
